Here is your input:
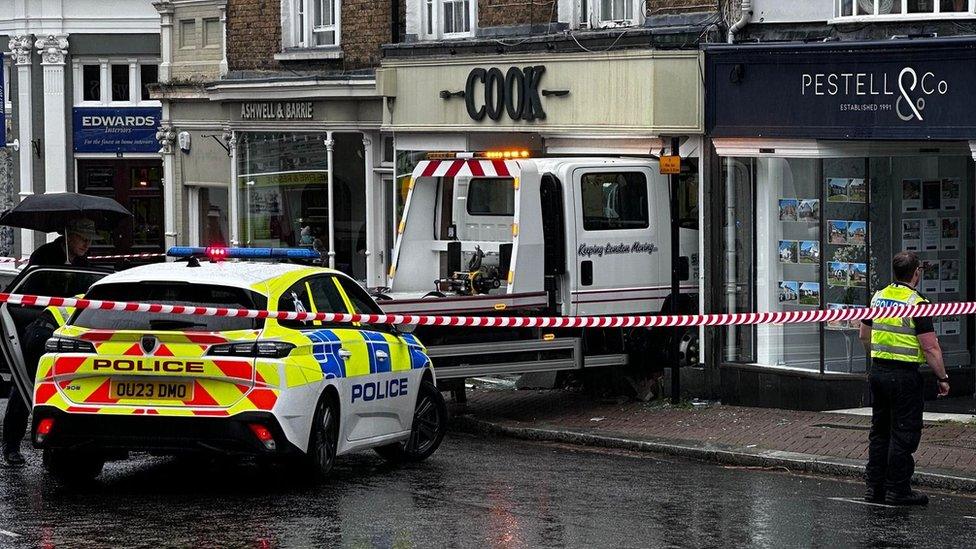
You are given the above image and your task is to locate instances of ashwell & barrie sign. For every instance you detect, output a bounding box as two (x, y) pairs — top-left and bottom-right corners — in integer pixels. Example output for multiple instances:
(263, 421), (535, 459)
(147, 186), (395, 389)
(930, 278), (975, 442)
(72, 107), (162, 153)
(240, 102), (314, 121)
(705, 38), (976, 140)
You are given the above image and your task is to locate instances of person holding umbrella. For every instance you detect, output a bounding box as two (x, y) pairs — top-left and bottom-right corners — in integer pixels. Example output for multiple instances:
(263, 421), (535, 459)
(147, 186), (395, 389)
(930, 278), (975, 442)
(0, 194), (130, 466)
(28, 217), (95, 266)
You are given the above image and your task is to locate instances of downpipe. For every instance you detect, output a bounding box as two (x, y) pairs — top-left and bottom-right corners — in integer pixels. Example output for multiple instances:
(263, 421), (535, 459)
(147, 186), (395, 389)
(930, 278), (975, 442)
(727, 0), (753, 44)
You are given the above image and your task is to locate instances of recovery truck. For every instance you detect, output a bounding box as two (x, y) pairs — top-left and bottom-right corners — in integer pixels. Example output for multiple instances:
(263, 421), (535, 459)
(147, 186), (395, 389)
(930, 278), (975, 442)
(374, 151), (700, 388)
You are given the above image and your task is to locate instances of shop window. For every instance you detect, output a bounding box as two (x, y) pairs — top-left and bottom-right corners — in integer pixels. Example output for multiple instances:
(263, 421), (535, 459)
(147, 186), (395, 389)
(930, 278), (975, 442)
(238, 132), (366, 279)
(203, 18), (222, 48)
(423, 0), (475, 38)
(720, 153), (972, 374)
(466, 178), (515, 216)
(836, 0), (974, 19)
(82, 64), (101, 102)
(111, 64), (130, 102)
(580, 172), (649, 231)
(179, 19), (196, 49)
(287, 0), (341, 48)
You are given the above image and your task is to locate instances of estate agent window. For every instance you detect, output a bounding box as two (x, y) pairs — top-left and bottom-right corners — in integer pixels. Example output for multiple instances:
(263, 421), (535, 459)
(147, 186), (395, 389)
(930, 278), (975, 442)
(720, 150), (972, 375)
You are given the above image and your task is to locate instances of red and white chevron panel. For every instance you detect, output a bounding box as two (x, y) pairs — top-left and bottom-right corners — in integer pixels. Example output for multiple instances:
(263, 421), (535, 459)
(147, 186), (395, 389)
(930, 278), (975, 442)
(417, 159), (515, 178)
(4, 292), (976, 329)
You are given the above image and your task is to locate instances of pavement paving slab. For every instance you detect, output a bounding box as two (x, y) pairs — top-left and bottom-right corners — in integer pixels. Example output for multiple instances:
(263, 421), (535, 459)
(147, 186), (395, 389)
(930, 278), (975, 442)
(451, 388), (976, 492)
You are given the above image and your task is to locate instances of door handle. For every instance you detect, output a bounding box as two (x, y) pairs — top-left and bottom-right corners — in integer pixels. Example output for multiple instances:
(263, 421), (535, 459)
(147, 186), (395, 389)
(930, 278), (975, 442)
(374, 350), (389, 361)
(338, 349), (352, 360)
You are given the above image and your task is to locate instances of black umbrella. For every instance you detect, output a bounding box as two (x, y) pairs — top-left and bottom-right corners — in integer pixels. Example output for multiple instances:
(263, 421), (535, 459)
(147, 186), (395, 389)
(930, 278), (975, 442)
(0, 192), (132, 233)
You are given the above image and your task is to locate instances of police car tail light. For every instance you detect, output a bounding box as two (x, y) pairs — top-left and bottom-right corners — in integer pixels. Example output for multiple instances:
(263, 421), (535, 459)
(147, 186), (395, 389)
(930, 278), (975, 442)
(207, 341), (295, 359)
(44, 337), (96, 354)
(248, 423), (276, 451)
(35, 418), (55, 443)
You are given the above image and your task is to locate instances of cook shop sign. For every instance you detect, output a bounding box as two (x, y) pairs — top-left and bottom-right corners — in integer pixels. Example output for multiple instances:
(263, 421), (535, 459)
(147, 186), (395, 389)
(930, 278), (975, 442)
(73, 107), (162, 153)
(705, 39), (976, 139)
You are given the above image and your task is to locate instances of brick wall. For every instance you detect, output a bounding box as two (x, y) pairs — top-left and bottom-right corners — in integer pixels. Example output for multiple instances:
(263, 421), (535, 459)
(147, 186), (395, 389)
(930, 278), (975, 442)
(478, 0), (557, 29)
(341, 0), (392, 69)
(226, 0), (394, 72)
(227, 0), (282, 71)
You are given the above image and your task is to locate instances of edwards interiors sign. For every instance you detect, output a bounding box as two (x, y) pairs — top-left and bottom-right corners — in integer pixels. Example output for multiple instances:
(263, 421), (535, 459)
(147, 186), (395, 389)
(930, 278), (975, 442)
(705, 39), (976, 139)
(73, 107), (161, 153)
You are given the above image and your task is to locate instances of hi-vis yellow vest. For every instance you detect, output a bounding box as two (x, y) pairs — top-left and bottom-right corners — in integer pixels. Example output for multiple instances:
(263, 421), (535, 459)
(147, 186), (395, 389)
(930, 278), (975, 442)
(870, 283), (927, 363)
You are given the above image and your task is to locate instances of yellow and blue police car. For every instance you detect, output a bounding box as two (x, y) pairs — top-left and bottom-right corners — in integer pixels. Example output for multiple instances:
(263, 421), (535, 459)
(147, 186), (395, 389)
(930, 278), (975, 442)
(26, 247), (446, 482)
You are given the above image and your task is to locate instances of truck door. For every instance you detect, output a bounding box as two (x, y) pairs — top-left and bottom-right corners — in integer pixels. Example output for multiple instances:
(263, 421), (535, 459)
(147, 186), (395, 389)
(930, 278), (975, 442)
(0, 266), (109, 406)
(571, 166), (667, 316)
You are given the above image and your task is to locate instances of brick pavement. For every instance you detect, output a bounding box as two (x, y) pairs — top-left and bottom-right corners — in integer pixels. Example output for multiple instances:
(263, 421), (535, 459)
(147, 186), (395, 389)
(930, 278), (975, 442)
(454, 389), (976, 479)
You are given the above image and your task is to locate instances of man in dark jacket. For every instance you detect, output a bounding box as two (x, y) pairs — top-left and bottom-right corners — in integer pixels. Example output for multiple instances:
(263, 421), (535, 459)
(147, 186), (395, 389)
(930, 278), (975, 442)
(2, 218), (94, 465)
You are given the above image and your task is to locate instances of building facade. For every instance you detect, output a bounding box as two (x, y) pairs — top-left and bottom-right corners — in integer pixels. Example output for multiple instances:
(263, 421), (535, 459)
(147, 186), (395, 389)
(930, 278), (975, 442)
(1, 0), (162, 257)
(703, 0), (976, 409)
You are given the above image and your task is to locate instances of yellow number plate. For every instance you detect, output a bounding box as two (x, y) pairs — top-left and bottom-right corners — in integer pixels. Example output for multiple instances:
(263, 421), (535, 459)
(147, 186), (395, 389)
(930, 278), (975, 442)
(109, 380), (194, 401)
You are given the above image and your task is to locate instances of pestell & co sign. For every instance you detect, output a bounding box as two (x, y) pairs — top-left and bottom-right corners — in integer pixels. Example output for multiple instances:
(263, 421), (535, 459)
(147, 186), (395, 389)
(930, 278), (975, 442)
(705, 38), (976, 140)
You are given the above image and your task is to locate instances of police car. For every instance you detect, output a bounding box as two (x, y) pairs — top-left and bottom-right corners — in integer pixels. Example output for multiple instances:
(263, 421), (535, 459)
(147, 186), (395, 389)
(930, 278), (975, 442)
(6, 248), (446, 482)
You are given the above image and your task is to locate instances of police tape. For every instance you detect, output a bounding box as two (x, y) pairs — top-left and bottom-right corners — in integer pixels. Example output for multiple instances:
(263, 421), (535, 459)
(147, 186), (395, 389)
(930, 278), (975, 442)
(0, 252), (165, 264)
(1, 292), (975, 329)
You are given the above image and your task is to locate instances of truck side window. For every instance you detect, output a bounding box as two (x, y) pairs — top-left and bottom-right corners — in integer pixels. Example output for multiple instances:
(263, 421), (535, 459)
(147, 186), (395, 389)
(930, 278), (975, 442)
(580, 172), (649, 231)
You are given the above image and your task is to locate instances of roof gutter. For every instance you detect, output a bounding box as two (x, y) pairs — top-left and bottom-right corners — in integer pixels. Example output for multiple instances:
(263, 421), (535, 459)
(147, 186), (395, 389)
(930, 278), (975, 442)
(727, 0), (753, 44)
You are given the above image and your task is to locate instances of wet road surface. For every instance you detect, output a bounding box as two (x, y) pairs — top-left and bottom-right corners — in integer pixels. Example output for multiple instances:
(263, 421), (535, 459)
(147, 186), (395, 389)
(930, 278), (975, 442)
(0, 433), (974, 548)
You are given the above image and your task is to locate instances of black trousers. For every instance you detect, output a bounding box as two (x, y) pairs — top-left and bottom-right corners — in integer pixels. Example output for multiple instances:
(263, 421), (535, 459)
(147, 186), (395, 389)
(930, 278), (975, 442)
(866, 361), (924, 494)
(2, 320), (53, 452)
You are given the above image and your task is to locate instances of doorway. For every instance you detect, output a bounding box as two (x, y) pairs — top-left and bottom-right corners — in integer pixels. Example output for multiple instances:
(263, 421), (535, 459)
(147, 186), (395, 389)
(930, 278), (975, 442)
(76, 159), (165, 256)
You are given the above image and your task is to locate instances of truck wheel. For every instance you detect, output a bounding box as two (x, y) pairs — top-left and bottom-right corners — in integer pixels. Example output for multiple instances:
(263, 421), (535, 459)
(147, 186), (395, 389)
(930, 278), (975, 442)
(375, 380), (447, 463)
(305, 392), (339, 480)
(43, 449), (105, 484)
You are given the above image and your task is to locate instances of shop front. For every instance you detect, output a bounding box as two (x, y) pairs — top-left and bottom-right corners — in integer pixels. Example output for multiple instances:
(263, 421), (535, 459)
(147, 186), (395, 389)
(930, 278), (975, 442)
(705, 38), (976, 410)
(205, 81), (386, 283)
(377, 49), (705, 290)
(73, 106), (164, 256)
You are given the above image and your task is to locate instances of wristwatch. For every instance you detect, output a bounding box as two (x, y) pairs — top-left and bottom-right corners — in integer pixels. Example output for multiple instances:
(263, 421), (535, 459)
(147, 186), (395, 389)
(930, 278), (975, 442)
(937, 375), (949, 382)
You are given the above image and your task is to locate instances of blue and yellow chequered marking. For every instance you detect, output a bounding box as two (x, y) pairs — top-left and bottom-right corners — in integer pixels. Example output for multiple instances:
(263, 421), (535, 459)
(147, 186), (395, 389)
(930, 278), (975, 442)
(307, 329), (345, 379)
(401, 333), (430, 370)
(362, 331), (392, 374)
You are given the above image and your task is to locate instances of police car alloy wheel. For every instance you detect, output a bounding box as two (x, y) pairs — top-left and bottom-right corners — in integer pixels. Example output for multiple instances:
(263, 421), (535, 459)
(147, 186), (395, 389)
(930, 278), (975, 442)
(306, 393), (339, 479)
(375, 380), (447, 463)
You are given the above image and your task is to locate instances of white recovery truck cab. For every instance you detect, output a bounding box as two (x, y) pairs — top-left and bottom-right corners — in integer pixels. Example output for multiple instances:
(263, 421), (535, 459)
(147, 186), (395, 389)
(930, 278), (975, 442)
(377, 153), (699, 384)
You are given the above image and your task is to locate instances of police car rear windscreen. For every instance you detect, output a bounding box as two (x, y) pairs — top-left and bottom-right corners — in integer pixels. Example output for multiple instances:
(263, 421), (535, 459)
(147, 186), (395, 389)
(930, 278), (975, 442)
(71, 282), (267, 331)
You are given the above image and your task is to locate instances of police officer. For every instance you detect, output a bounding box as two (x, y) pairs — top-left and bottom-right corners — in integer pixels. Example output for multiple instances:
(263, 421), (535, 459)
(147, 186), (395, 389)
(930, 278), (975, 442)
(1, 218), (94, 466)
(859, 251), (949, 506)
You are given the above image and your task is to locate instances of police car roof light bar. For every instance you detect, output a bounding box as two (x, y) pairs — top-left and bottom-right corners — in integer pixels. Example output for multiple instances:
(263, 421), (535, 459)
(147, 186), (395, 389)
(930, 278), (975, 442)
(166, 246), (322, 260)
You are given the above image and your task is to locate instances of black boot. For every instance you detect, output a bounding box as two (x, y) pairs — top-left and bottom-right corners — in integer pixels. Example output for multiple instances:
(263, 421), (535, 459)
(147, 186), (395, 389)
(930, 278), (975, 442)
(864, 486), (886, 504)
(885, 490), (929, 506)
(2, 446), (25, 467)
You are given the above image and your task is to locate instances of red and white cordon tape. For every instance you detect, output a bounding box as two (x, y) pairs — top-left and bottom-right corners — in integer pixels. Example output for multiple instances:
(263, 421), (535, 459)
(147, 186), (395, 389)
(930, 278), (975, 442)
(2, 292), (976, 328)
(0, 252), (165, 265)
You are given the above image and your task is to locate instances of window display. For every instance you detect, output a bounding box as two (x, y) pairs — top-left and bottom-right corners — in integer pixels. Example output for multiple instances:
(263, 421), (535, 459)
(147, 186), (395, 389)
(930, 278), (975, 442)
(721, 152), (972, 375)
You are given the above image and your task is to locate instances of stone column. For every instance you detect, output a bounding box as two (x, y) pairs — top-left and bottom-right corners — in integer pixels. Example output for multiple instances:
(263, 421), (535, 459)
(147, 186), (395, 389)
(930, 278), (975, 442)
(156, 123), (177, 249)
(35, 34), (69, 198)
(218, 3), (229, 77)
(154, 1), (174, 82)
(225, 130), (239, 246)
(362, 133), (378, 285)
(8, 35), (34, 254)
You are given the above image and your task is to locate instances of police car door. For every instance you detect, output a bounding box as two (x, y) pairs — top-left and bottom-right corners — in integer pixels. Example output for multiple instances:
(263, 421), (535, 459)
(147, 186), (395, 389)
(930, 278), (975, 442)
(0, 266), (109, 406)
(572, 167), (664, 316)
(329, 275), (414, 446)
